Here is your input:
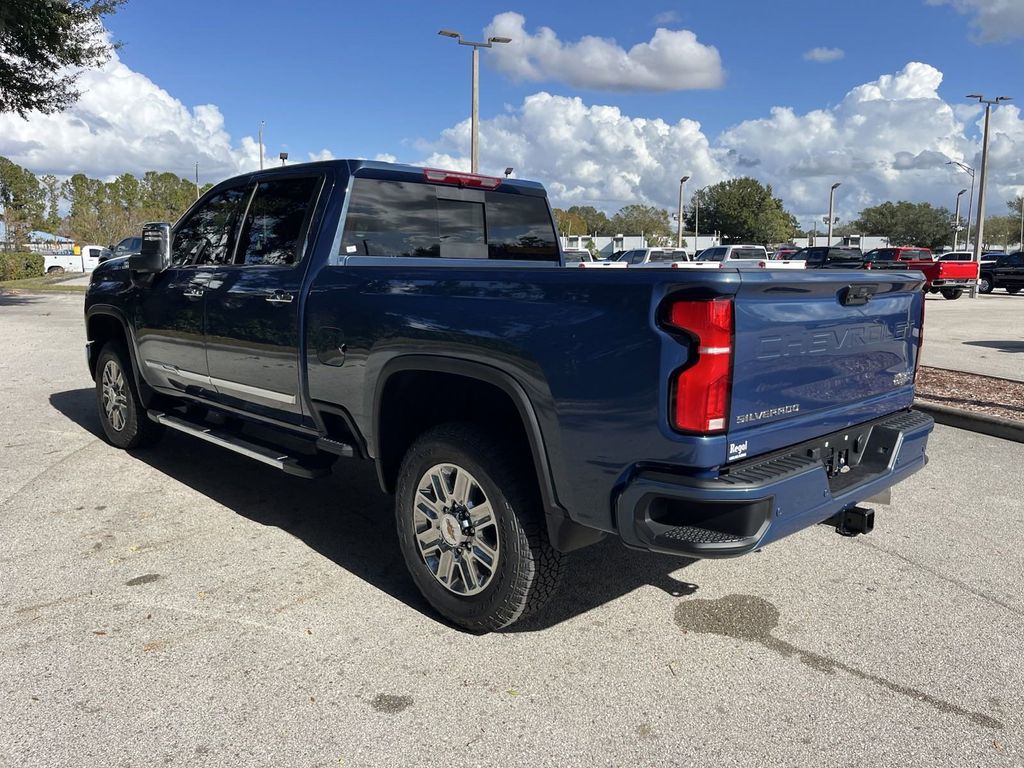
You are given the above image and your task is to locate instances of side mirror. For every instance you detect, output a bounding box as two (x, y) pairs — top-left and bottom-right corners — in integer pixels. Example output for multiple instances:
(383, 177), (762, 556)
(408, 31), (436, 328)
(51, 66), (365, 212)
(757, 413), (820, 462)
(129, 223), (171, 273)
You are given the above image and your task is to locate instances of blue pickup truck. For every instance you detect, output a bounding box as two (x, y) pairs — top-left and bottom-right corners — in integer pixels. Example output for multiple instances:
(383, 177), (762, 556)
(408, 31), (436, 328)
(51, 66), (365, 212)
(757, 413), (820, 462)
(85, 160), (933, 631)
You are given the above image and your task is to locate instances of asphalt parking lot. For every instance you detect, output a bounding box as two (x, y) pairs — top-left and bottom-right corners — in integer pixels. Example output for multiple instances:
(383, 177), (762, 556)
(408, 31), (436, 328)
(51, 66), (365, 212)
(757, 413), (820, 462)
(1, 291), (1022, 767)
(921, 291), (1024, 381)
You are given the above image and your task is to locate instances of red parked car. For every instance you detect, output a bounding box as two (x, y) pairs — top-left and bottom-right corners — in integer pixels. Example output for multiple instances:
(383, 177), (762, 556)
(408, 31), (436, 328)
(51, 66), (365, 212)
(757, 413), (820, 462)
(864, 247), (979, 299)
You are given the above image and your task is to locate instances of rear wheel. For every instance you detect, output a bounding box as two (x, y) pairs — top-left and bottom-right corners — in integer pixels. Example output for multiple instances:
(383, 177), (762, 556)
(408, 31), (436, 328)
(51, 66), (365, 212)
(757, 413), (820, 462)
(940, 288), (963, 300)
(46, 266), (65, 275)
(95, 343), (164, 449)
(395, 423), (564, 632)
(978, 276), (993, 294)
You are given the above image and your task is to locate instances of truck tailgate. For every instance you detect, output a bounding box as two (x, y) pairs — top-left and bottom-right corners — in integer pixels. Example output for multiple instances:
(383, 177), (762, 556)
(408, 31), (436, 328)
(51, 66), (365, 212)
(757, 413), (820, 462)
(726, 270), (923, 460)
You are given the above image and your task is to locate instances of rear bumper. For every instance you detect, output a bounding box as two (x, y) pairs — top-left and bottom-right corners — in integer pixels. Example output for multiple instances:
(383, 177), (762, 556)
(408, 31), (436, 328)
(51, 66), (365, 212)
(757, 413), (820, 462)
(930, 278), (975, 287)
(614, 409), (933, 558)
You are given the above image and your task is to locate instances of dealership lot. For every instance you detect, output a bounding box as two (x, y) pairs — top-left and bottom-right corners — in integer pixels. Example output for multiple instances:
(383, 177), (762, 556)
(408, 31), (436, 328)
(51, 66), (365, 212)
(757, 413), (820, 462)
(1, 292), (1022, 767)
(921, 291), (1024, 381)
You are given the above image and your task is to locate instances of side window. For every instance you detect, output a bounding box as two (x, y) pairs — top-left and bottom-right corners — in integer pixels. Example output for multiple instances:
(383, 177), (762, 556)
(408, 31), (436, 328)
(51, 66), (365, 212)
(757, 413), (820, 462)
(340, 179), (559, 262)
(632, 250), (648, 264)
(342, 179), (440, 257)
(171, 187), (248, 267)
(484, 192), (559, 261)
(235, 177), (320, 266)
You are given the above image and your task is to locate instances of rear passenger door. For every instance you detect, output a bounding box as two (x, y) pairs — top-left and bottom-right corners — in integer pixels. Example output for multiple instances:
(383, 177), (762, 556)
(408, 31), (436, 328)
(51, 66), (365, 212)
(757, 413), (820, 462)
(203, 174), (325, 422)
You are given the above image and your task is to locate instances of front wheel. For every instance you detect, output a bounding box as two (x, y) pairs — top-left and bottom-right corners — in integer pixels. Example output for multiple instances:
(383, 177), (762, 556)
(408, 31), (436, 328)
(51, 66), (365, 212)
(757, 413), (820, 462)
(940, 288), (963, 300)
(978, 276), (993, 294)
(395, 423), (564, 632)
(95, 343), (164, 449)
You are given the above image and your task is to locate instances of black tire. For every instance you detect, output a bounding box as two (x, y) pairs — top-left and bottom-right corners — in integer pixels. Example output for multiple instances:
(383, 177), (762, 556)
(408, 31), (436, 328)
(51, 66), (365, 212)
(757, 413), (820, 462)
(95, 342), (164, 449)
(978, 275), (993, 294)
(1007, 287), (1020, 295)
(46, 266), (64, 275)
(940, 288), (963, 300)
(395, 423), (564, 632)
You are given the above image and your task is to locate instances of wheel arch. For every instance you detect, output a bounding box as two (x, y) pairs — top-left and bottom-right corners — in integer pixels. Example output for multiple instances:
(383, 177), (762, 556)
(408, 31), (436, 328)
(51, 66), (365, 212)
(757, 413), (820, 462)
(85, 305), (156, 406)
(371, 356), (604, 554)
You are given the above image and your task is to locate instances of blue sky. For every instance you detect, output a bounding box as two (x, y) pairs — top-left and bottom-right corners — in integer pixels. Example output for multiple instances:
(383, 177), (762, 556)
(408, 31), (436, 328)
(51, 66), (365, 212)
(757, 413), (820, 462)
(104, 0), (1021, 160)
(2, 0), (1023, 222)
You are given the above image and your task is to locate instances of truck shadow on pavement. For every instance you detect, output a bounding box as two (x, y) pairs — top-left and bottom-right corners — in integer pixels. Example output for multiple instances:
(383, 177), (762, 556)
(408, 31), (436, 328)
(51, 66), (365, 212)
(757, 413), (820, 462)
(49, 387), (701, 633)
(963, 340), (1024, 353)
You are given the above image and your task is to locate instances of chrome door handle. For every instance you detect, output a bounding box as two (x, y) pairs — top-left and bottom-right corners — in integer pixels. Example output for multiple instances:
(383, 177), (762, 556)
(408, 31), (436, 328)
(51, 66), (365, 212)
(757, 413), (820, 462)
(183, 287), (204, 299)
(265, 291), (294, 305)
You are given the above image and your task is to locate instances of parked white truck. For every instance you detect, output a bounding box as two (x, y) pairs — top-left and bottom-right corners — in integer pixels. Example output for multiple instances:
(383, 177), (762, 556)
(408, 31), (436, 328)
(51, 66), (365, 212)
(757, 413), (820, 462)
(44, 245), (111, 274)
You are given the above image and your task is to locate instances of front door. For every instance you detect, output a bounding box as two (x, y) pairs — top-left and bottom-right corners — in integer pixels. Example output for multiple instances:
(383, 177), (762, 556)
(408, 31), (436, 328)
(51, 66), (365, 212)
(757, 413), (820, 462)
(204, 174), (324, 423)
(134, 186), (248, 393)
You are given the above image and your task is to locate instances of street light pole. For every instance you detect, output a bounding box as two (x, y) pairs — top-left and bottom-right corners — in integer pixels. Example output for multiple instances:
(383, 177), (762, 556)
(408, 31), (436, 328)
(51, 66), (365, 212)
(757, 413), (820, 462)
(677, 175), (690, 248)
(258, 120), (265, 171)
(947, 161), (976, 249)
(827, 182), (841, 246)
(439, 30), (512, 173)
(694, 190), (700, 248)
(194, 161), (200, 200)
(953, 188), (967, 251)
(967, 93), (1012, 296)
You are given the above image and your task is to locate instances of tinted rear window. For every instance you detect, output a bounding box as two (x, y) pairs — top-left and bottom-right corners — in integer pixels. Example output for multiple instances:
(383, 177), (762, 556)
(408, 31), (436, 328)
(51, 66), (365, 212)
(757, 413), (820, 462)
(732, 248), (764, 260)
(698, 247), (726, 262)
(340, 178), (558, 262)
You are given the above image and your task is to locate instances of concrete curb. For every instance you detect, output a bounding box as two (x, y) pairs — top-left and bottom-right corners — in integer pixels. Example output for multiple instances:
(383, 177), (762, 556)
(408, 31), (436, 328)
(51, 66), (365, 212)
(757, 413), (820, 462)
(915, 399), (1024, 443)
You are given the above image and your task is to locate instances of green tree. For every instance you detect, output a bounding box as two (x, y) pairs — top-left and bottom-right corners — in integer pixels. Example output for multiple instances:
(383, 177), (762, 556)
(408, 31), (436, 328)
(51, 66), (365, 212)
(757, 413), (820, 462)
(850, 201), (952, 250)
(610, 204), (672, 245)
(552, 208), (589, 237)
(686, 178), (797, 244)
(0, 156), (46, 248)
(565, 205), (611, 236)
(0, 1), (126, 116)
(983, 215), (1019, 250)
(39, 174), (62, 233)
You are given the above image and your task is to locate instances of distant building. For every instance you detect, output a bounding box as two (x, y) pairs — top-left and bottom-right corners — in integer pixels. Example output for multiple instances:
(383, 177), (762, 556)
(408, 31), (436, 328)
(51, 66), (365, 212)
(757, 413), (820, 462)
(561, 233), (721, 257)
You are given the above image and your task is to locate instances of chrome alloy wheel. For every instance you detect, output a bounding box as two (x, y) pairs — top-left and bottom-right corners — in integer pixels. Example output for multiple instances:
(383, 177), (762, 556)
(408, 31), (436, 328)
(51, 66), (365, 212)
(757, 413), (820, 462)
(101, 359), (129, 432)
(413, 463), (500, 596)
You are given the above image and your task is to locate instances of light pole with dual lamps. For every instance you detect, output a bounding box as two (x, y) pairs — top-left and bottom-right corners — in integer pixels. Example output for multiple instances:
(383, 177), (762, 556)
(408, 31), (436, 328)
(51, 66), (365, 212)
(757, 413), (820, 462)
(966, 94), (1012, 290)
(677, 175), (690, 248)
(439, 30), (512, 173)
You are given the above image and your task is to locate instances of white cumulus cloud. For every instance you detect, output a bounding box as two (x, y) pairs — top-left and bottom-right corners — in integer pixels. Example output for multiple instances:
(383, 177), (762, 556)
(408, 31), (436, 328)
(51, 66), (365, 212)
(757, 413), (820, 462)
(418, 92), (725, 209)
(803, 47), (845, 63)
(482, 12), (724, 91)
(413, 62), (1024, 224)
(927, 0), (1024, 42)
(0, 47), (332, 183)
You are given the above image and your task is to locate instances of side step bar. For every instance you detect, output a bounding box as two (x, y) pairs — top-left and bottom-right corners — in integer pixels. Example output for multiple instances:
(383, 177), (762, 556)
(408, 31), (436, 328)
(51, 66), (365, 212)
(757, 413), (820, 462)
(146, 410), (339, 479)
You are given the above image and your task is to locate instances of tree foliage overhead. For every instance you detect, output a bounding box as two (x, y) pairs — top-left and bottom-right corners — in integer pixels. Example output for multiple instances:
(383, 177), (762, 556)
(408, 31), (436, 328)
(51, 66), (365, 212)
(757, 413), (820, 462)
(849, 201), (952, 249)
(685, 177), (798, 244)
(0, 0), (126, 116)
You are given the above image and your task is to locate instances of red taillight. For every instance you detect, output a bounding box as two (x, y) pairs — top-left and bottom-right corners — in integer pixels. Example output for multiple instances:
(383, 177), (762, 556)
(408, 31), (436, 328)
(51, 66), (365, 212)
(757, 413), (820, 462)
(423, 168), (502, 189)
(665, 299), (734, 433)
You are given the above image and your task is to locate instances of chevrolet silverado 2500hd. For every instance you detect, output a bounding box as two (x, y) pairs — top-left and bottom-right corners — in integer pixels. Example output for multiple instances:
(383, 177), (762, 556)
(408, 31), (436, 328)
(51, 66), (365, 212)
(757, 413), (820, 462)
(85, 160), (933, 630)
